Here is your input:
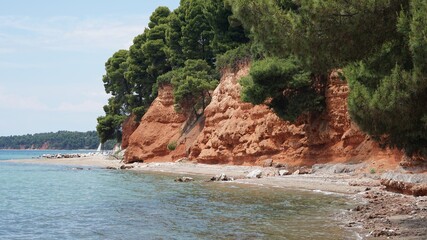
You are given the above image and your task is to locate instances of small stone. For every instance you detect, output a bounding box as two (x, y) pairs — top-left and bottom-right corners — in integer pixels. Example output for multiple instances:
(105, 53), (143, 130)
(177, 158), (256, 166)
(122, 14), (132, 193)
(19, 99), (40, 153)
(120, 165), (134, 169)
(370, 228), (399, 237)
(273, 163), (287, 168)
(219, 173), (227, 181)
(262, 159), (273, 167)
(175, 177), (194, 182)
(210, 173), (234, 181)
(279, 169), (290, 176)
(353, 205), (363, 211)
(299, 167), (312, 174)
(175, 157), (189, 163)
(246, 170), (262, 178)
(346, 222), (356, 227)
(292, 170), (300, 175)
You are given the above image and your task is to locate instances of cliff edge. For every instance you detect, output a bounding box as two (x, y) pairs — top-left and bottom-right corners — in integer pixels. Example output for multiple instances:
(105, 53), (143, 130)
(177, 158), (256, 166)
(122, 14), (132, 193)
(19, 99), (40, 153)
(125, 65), (403, 171)
(124, 85), (187, 163)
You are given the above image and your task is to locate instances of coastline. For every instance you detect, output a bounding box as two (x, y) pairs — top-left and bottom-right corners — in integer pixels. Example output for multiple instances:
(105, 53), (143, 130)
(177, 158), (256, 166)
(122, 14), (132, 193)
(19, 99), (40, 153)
(6, 155), (122, 167)
(6, 156), (427, 239)
(4, 156), (376, 194)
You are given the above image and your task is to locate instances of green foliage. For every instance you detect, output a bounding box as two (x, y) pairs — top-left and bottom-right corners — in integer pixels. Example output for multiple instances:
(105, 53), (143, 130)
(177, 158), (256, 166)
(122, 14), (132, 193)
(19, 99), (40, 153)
(160, 59), (219, 117)
(132, 106), (146, 123)
(148, 7), (171, 28)
(204, 0), (249, 56)
(167, 141), (177, 151)
(227, 0), (294, 58)
(166, 0), (247, 69)
(180, 0), (215, 64)
(354, 2), (425, 155)
(228, 0), (426, 157)
(126, 30), (152, 108)
(102, 50), (131, 114)
(98, 7), (173, 143)
(343, 0), (427, 156)
(0, 131), (114, 150)
(95, 0), (427, 158)
(98, 0), (250, 145)
(228, 0), (406, 72)
(96, 114), (127, 144)
(165, 8), (185, 68)
(240, 57), (323, 121)
(216, 44), (251, 71)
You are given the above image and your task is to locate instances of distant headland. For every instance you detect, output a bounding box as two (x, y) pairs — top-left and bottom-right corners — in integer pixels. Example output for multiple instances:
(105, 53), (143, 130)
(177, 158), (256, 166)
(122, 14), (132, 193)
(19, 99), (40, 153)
(0, 131), (116, 150)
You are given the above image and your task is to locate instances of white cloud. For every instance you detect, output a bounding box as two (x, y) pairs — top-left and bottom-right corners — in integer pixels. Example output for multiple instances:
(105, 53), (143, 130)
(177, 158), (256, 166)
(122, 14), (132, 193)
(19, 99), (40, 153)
(0, 85), (107, 113)
(55, 100), (105, 113)
(0, 86), (49, 111)
(0, 15), (149, 52)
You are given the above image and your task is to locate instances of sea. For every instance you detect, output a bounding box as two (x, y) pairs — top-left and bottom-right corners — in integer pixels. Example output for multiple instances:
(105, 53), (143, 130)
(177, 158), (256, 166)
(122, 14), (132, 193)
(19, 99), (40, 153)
(0, 150), (359, 239)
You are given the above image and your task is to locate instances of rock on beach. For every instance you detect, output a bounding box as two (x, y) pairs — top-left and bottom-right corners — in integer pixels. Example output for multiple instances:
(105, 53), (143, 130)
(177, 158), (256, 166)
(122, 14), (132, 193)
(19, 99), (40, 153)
(246, 169), (262, 178)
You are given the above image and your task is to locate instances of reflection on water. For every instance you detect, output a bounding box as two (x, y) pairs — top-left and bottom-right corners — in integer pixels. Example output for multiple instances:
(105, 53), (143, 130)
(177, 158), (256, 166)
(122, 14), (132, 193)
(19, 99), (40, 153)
(0, 163), (356, 239)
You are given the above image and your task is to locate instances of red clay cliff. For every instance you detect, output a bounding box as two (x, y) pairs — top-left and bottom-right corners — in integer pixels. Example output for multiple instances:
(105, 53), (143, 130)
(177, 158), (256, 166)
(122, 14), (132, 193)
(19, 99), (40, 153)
(124, 65), (403, 170)
(124, 85), (187, 163)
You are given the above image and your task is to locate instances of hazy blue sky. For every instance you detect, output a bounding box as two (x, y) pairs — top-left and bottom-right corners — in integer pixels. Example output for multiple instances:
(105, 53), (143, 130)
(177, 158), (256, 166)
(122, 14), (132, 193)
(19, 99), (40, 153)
(0, 0), (179, 136)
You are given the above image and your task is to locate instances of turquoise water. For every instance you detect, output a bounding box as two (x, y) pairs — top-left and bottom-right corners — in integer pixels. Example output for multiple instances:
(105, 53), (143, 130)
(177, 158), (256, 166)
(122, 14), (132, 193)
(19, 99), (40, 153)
(0, 149), (94, 160)
(0, 151), (356, 239)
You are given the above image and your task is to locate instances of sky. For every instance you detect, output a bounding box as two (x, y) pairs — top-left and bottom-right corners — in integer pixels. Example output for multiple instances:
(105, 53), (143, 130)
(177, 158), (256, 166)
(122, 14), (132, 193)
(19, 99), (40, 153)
(0, 0), (180, 136)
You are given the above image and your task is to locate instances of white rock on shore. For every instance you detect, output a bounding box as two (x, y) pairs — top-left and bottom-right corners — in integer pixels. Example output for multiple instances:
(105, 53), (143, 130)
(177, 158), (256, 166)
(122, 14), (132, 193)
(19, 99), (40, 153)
(246, 169), (262, 178)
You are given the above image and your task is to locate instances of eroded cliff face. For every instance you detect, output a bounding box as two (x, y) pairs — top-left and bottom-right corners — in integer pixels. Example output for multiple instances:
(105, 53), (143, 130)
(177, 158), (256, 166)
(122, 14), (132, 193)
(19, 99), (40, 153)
(124, 85), (186, 163)
(189, 66), (402, 167)
(121, 115), (140, 149)
(125, 65), (403, 169)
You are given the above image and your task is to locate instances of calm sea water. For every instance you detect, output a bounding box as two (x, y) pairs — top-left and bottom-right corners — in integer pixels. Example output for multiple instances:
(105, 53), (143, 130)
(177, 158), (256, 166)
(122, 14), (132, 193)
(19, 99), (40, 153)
(0, 150), (357, 239)
(0, 149), (95, 160)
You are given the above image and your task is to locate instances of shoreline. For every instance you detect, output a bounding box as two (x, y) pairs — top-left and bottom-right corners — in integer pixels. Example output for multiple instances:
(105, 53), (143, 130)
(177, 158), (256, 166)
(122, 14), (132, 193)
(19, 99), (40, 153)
(5, 156), (427, 239)
(4, 157), (378, 194)
(5, 155), (122, 167)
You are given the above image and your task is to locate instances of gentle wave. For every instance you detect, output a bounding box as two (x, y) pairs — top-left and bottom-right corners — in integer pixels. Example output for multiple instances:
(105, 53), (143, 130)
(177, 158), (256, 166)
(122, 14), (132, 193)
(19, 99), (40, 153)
(0, 157), (357, 239)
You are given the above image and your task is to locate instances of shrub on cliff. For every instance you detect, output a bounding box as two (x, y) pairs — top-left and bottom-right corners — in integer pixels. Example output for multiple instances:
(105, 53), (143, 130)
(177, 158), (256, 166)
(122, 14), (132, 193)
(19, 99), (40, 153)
(216, 44), (252, 72)
(240, 56), (324, 121)
(157, 59), (219, 118)
(167, 141), (177, 151)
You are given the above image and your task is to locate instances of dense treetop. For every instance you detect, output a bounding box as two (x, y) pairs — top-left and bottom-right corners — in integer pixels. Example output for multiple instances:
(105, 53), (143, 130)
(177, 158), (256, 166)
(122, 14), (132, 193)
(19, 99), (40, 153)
(98, 0), (426, 158)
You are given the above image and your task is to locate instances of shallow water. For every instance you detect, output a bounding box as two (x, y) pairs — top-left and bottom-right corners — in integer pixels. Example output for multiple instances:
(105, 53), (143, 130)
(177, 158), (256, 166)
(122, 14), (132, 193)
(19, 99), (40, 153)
(0, 151), (357, 239)
(0, 149), (94, 160)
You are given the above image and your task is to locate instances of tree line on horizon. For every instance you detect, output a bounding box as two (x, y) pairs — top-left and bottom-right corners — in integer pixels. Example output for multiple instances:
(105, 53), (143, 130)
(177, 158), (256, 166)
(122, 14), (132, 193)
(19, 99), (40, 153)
(98, 0), (427, 159)
(0, 131), (116, 150)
